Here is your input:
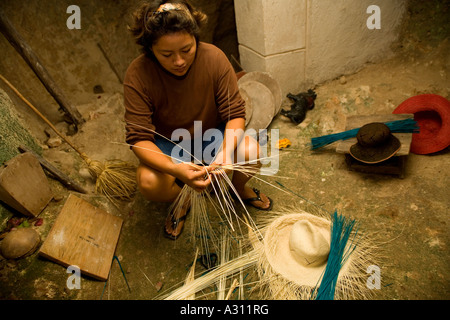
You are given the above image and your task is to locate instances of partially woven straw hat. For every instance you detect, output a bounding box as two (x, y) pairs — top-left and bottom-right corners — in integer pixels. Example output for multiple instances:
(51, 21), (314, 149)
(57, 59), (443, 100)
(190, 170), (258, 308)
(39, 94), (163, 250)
(254, 210), (377, 300)
(264, 213), (332, 287)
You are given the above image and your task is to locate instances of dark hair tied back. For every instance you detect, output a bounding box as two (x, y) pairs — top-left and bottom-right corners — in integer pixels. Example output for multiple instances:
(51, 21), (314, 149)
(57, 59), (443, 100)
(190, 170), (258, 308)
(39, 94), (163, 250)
(128, 0), (207, 56)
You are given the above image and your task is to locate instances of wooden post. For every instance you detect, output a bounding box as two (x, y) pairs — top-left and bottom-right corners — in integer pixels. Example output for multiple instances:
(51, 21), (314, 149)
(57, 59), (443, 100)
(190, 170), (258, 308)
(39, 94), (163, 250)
(0, 10), (84, 130)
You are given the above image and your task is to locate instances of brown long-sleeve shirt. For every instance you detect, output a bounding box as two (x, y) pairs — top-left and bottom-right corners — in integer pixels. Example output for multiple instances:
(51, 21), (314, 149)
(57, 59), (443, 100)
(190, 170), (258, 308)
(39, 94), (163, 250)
(124, 42), (246, 145)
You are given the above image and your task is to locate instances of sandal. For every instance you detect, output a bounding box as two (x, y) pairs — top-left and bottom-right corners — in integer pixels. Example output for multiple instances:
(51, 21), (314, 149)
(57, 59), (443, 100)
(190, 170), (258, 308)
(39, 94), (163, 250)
(199, 253), (218, 269)
(232, 187), (273, 211)
(164, 206), (191, 240)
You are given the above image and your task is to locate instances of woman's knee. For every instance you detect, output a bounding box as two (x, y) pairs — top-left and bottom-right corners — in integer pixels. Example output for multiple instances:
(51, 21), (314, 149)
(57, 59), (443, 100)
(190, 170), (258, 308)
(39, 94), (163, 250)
(137, 166), (156, 193)
(137, 165), (178, 202)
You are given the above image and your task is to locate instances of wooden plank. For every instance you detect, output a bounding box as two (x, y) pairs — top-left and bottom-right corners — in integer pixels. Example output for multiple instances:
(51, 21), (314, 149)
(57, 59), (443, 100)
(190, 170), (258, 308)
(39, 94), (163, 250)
(39, 194), (123, 281)
(0, 152), (53, 217)
(336, 114), (414, 155)
(345, 154), (408, 178)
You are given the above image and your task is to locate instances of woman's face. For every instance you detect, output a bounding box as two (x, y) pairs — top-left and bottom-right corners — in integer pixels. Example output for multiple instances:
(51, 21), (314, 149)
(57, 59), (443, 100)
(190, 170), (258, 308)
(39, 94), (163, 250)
(152, 31), (197, 77)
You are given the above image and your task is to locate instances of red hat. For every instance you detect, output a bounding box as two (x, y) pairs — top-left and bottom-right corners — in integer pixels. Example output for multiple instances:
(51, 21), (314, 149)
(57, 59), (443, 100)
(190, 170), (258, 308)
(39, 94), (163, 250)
(393, 94), (450, 155)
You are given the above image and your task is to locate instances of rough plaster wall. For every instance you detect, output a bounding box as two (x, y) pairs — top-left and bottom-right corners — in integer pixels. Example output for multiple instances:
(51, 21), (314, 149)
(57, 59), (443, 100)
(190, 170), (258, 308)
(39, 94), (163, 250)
(306, 0), (407, 85)
(261, 0), (306, 55)
(0, 0), (141, 142)
(0, 0), (238, 142)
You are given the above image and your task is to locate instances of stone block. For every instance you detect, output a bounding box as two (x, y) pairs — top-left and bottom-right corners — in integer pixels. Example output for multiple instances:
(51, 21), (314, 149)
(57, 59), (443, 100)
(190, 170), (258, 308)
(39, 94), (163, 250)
(239, 45), (306, 96)
(234, 0), (306, 56)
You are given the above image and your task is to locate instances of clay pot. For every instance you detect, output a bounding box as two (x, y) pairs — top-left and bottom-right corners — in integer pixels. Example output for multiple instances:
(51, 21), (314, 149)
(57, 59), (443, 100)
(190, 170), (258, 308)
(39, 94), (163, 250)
(0, 228), (40, 259)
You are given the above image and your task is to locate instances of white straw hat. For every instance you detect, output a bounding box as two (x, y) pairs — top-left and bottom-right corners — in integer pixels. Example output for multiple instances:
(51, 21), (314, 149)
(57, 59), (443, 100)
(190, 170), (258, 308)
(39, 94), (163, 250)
(264, 213), (333, 287)
(255, 210), (376, 300)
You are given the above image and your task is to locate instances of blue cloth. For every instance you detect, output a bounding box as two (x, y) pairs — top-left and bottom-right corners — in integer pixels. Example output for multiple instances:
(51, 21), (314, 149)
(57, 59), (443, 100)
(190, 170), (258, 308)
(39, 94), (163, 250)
(154, 123), (226, 165)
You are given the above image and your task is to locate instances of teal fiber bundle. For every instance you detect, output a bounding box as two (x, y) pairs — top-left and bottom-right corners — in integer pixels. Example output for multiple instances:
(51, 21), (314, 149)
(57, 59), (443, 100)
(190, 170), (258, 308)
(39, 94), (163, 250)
(313, 211), (358, 300)
(310, 118), (419, 150)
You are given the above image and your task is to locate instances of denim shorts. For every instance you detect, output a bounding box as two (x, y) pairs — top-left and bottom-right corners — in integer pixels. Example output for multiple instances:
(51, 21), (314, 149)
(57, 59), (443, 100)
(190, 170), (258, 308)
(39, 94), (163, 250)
(154, 123), (226, 165)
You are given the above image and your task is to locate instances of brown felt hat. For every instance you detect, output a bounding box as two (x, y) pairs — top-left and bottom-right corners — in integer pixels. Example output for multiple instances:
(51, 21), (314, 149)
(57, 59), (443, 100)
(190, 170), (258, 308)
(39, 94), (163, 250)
(349, 122), (401, 164)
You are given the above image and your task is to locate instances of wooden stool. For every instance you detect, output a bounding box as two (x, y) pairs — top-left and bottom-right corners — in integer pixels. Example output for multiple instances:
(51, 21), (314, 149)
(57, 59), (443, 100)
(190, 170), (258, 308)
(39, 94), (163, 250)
(336, 114), (414, 178)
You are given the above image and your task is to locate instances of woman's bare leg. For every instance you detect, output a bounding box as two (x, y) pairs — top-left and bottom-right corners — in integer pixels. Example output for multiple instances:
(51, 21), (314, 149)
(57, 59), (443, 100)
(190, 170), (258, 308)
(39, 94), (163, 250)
(136, 164), (189, 237)
(231, 136), (271, 209)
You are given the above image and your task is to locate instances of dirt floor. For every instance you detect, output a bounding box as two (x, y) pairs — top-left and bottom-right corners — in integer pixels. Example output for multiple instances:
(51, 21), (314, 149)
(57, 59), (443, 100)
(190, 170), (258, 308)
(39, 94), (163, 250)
(0, 2), (449, 301)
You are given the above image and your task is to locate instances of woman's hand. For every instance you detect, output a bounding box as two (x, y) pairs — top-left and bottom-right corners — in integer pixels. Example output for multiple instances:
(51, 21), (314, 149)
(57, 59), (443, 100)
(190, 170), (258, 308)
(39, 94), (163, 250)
(205, 151), (233, 187)
(171, 162), (211, 193)
(211, 149), (234, 170)
(208, 118), (245, 179)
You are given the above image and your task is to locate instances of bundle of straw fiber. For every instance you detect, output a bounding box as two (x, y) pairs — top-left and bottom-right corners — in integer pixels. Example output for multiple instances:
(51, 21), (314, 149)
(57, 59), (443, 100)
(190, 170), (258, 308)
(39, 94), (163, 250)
(157, 214), (256, 300)
(0, 75), (137, 202)
(161, 251), (258, 300)
(169, 166), (261, 257)
(310, 118), (419, 150)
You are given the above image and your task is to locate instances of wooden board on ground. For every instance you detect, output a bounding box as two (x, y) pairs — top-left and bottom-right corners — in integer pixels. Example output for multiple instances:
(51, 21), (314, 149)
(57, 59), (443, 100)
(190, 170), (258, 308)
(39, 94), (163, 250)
(0, 152), (53, 217)
(39, 194), (123, 281)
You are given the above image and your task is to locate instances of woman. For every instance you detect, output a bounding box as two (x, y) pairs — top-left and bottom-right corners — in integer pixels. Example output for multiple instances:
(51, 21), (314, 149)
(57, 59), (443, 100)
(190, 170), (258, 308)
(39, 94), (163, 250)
(124, 0), (272, 240)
